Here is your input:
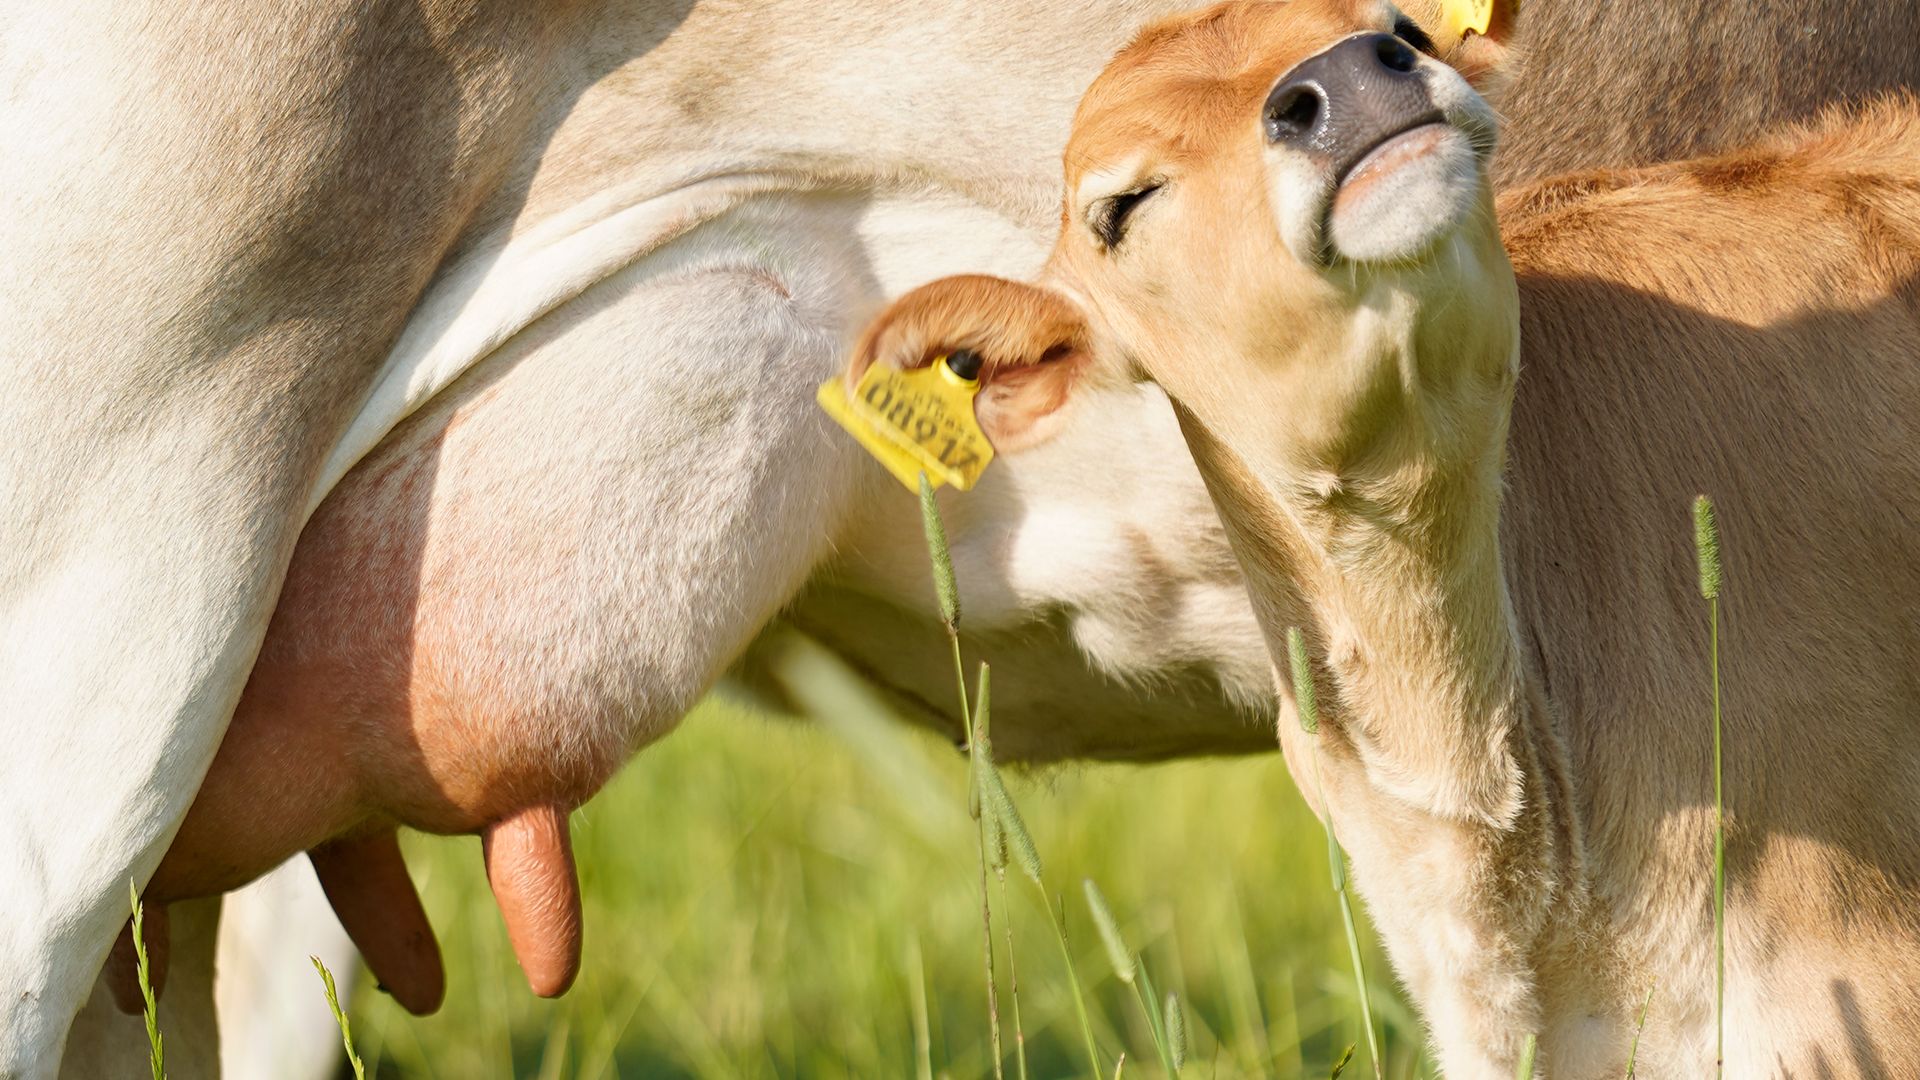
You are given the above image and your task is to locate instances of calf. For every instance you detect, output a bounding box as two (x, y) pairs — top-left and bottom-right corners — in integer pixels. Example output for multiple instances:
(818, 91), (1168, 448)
(855, 2), (1920, 1073)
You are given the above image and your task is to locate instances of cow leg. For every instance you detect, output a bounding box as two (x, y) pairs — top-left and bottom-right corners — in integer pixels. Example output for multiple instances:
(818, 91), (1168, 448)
(0, 3), (573, 1071)
(216, 861), (357, 1080)
(62, 897), (222, 1080)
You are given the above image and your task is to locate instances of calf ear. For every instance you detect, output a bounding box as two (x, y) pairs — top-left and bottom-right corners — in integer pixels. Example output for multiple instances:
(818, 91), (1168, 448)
(1442, 0), (1516, 92)
(849, 274), (1095, 452)
(1397, 0), (1515, 91)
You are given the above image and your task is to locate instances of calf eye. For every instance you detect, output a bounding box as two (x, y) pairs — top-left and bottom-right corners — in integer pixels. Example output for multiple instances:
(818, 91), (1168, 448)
(1090, 182), (1163, 250)
(1393, 16), (1439, 55)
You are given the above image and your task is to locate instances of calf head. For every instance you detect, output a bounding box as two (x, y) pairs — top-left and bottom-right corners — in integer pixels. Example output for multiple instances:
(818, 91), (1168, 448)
(853, 0), (1518, 656)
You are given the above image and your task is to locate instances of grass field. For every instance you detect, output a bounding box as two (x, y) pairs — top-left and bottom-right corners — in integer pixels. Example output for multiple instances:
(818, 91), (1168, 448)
(343, 689), (1429, 1078)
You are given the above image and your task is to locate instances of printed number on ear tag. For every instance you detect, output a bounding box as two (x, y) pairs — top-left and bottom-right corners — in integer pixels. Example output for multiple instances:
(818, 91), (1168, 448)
(1440, 0), (1492, 39)
(816, 357), (996, 493)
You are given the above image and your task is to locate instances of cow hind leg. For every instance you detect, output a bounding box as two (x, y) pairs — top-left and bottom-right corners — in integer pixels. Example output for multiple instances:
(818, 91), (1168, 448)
(215, 860), (356, 1080)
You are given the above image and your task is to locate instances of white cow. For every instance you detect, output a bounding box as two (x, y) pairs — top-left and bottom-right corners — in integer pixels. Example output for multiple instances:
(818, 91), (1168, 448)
(4, 2), (1248, 1074)
(6, 0), (1915, 1075)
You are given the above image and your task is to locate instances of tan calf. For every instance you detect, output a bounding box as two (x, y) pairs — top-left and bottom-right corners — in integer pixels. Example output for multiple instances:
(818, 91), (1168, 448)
(854, 2), (1920, 1074)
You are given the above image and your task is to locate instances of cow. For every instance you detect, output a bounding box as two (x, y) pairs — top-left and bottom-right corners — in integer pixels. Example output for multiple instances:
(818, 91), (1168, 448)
(849, 0), (1920, 1074)
(4, 0), (1915, 1075)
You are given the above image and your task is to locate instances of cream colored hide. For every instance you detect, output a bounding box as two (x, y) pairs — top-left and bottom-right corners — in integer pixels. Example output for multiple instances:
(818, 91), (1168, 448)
(852, 1), (1920, 1075)
(10, 2), (1249, 1076)
(5, 0), (1916, 1077)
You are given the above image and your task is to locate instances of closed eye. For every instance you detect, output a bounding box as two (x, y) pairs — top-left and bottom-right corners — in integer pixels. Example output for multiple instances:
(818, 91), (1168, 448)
(1089, 181), (1163, 249)
(1393, 16), (1439, 55)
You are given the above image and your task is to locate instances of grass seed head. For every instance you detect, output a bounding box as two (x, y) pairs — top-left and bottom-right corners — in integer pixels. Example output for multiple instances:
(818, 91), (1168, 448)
(1694, 495), (1723, 600)
(980, 759), (1044, 883)
(1082, 879), (1136, 984)
(919, 473), (961, 627)
(982, 786), (1009, 871)
(973, 663), (993, 750)
(312, 955), (366, 1080)
(1165, 991), (1186, 1069)
(130, 883), (165, 1080)
(1287, 627), (1320, 734)
(1515, 1032), (1538, 1079)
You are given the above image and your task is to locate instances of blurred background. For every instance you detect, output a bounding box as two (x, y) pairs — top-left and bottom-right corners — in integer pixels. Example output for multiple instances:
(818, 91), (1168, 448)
(344, 680), (1429, 1078)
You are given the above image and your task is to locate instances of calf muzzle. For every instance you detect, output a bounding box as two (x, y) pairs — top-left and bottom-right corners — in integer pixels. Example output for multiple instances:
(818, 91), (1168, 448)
(1263, 32), (1440, 183)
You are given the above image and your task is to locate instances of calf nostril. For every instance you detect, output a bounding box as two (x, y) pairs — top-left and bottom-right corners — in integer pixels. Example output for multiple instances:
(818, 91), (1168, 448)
(1375, 34), (1418, 73)
(1266, 84), (1324, 143)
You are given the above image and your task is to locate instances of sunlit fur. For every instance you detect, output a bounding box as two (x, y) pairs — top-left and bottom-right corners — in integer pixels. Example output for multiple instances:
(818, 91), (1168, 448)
(854, 0), (1920, 1074)
(9, 0), (1915, 1074)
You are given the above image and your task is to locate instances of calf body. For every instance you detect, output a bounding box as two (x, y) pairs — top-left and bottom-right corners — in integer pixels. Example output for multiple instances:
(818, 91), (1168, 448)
(857, 2), (1920, 1072)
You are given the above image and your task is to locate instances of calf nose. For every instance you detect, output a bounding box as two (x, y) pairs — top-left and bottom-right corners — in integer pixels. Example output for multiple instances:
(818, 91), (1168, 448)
(1264, 33), (1436, 176)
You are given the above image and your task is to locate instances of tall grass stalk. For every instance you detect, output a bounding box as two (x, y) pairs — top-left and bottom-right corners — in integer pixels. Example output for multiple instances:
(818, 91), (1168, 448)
(312, 955), (366, 1080)
(1624, 981), (1656, 1078)
(128, 884), (164, 1080)
(1051, 893), (1107, 1076)
(983, 718), (1101, 1077)
(908, 936), (934, 1080)
(1137, 961), (1180, 1078)
(1163, 991), (1186, 1072)
(978, 709), (1100, 1075)
(1288, 628), (1383, 1080)
(1694, 495), (1725, 1078)
(1084, 878), (1180, 1077)
(998, 870), (1028, 1080)
(922, 475), (1007, 1080)
(1514, 1033), (1536, 1079)
(978, 665), (1030, 1080)
(919, 471), (1116, 1077)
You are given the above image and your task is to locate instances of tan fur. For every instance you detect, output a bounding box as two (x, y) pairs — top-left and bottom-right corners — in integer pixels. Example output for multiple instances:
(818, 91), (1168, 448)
(857, 3), (1920, 1073)
(1393, 0), (1920, 183)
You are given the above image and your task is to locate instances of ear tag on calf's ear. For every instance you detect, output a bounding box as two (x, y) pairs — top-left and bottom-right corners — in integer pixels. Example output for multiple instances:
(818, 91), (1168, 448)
(816, 351), (996, 492)
(1440, 0), (1493, 40)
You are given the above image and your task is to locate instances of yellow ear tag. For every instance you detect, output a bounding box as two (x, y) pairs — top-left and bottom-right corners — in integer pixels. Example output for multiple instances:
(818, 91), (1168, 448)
(816, 352), (996, 492)
(1439, 0), (1493, 40)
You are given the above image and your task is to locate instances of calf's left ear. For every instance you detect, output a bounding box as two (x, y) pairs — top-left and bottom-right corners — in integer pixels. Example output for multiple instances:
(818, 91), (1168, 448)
(849, 274), (1095, 453)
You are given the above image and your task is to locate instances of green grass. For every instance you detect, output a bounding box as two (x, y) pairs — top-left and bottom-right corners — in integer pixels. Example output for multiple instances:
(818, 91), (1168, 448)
(331, 480), (1738, 1079)
(313, 956), (367, 1080)
(129, 883), (165, 1080)
(347, 470), (1426, 1077)
(345, 696), (1425, 1078)
(320, 483), (1742, 1078)
(1695, 494), (1727, 1078)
